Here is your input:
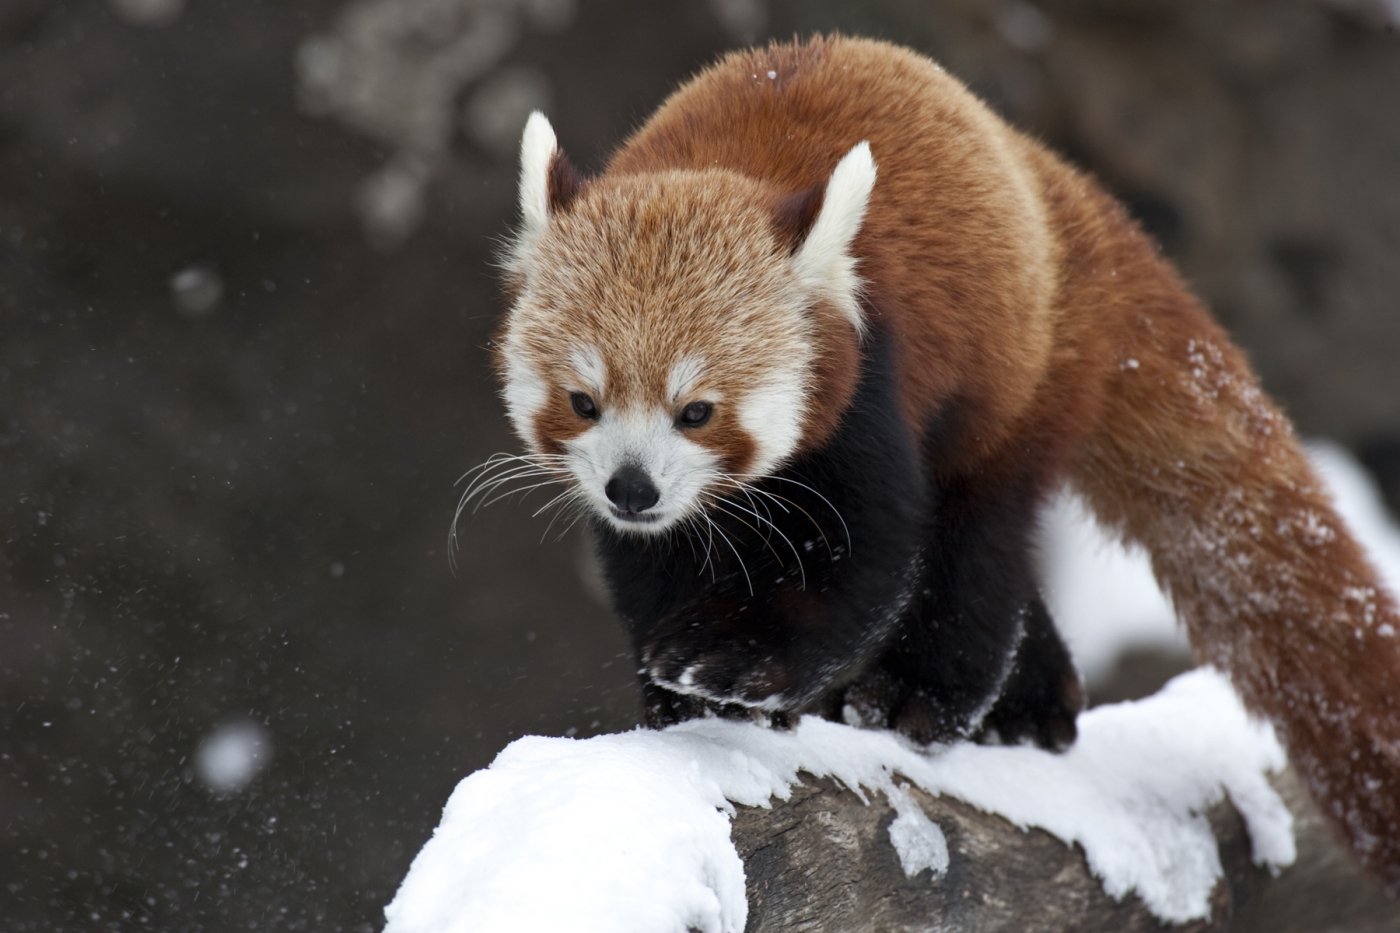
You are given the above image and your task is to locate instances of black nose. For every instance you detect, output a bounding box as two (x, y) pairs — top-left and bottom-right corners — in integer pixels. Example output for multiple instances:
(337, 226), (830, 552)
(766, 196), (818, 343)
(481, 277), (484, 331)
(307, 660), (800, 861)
(605, 465), (660, 514)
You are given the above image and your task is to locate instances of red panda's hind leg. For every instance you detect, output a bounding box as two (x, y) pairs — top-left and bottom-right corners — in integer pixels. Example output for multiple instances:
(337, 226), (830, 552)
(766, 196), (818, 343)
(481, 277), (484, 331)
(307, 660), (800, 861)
(838, 594), (1082, 751)
(837, 465), (1083, 751)
(974, 596), (1083, 751)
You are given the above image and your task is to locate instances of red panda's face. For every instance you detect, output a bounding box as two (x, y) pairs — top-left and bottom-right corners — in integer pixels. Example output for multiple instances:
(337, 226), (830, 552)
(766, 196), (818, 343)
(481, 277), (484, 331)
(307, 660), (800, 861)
(495, 116), (874, 535)
(499, 173), (818, 534)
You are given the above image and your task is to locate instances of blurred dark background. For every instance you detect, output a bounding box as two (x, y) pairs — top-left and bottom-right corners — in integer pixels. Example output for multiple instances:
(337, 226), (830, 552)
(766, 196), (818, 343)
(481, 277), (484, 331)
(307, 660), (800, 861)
(1, 0), (1397, 929)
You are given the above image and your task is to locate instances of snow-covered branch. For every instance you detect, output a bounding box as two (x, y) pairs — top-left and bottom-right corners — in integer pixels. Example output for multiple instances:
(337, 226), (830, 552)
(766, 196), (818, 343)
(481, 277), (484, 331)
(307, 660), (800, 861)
(733, 765), (1391, 933)
(379, 669), (1391, 932)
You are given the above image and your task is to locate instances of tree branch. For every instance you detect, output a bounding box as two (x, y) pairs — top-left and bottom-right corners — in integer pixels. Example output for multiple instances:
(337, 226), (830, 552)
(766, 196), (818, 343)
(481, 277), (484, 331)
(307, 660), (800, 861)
(731, 766), (1395, 932)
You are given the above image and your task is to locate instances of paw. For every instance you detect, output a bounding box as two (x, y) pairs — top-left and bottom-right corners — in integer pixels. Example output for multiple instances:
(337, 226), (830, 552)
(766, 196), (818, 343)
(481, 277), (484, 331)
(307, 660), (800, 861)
(835, 668), (899, 729)
(974, 598), (1086, 752)
(834, 670), (1007, 746)
(642, 681), (712, 728)
(976, 669), (1083, 752)
(642, 637), (793, 711)
(834, 672), (964, 745)
(642, 680), (794, 730)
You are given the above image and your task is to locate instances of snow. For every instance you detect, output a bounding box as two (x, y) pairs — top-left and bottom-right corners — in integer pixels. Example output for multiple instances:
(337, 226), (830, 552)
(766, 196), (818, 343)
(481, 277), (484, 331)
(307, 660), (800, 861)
(194, 721), (272, 794)
(1037, 487), (1185, 685)
(385, 442), (1400, 932)
(384, 668), (1290, 932)
(883, 781), (949, 877)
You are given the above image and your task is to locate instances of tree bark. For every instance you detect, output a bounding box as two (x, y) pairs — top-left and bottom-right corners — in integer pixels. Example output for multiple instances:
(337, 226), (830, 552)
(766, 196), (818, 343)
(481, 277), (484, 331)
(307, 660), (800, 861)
(730, 766), (1396, 932)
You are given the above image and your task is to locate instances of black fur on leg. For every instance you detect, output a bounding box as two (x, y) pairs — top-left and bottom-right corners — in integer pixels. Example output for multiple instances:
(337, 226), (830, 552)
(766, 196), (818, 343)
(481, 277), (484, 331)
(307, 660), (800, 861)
(827, 424), (1086, 751)
(974, 596), (1084, 751)
(852, 464), (1052, 745)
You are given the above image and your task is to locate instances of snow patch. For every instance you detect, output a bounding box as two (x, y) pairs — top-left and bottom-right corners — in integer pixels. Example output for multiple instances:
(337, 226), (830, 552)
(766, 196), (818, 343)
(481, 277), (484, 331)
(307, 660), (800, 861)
(885, 781), (949, 878)
(384, 668), (1291, 932)
(1037, 487), (1184, 684)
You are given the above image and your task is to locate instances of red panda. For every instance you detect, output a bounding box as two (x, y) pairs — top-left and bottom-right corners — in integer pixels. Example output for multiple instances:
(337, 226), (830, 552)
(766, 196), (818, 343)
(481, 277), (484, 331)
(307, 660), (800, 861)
(482, 36), (1400, 892)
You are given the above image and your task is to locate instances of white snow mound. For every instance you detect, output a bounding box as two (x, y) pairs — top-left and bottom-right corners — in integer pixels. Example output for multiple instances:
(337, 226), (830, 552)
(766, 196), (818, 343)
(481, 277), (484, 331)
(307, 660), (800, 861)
(383, 667), (1292, 933)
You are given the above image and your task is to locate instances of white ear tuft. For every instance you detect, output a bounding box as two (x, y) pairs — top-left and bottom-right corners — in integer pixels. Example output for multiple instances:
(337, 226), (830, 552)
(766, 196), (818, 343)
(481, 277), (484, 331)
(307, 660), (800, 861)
(518, 111), (558, 244)
(791, 141), (876, 333)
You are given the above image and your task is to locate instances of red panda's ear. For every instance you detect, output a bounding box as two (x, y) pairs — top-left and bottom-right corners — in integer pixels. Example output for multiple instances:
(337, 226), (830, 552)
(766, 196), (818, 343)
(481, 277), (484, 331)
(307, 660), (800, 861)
(546, 149), (586, 217)
(789, 141), (876, 335)
(771, 184), (825, 256)
(516, 113), (586, 243)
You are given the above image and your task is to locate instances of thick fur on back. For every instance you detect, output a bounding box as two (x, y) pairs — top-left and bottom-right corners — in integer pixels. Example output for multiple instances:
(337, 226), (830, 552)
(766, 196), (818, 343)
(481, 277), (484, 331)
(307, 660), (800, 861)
(500, 36), (1400, 890)
(609, 40), (1064, 473)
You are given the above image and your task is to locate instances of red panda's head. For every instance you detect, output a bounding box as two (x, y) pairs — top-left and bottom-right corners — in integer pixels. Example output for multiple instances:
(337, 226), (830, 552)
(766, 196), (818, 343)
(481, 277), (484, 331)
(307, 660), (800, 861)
(495, 113), (872, 535)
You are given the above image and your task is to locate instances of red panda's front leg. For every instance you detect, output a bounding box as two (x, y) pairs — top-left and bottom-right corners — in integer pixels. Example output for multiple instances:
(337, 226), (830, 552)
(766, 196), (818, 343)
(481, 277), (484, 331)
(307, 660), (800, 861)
(633, 562), (920, 721)
(595, 325), (930, 725)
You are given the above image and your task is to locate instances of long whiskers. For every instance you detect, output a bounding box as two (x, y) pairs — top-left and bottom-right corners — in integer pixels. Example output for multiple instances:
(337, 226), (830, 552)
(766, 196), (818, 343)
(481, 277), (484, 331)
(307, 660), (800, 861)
(678, 512), (718, 584)
(449, 455), (850, 597)
(705, 493), (808, 590)
(672, 470), (851, 592)
(538, 490), (592, 543)
(449, 452), (575, 571)
(736, 473), (852, 554)
(695, 505), (752, 595)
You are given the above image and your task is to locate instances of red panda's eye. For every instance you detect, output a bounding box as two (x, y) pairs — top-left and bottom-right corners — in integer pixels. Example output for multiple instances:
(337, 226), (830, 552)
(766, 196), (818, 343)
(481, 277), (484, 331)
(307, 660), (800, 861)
(571, 393), (598, 420)
(678, 401), (713, 428)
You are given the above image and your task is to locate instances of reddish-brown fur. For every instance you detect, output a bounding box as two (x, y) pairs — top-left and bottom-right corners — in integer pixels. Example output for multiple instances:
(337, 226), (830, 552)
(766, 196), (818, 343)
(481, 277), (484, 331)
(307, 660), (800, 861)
(590, 36), (1400, 892)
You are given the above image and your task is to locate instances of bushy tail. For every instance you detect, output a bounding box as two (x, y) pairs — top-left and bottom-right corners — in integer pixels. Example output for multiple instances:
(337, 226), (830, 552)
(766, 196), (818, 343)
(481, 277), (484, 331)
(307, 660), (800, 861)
(1072, 293), (1400, 893)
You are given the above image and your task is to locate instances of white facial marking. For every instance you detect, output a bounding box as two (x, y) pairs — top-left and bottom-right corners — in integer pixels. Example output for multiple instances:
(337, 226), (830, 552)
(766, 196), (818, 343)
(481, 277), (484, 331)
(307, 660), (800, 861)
(666, 355), (708, 403)
(738, 368), (807, 478)
(500, 338), (549, 450)
(569, 345), (607, 394)
(792, 140), (876, 334)
(565, 405), (719, 533)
